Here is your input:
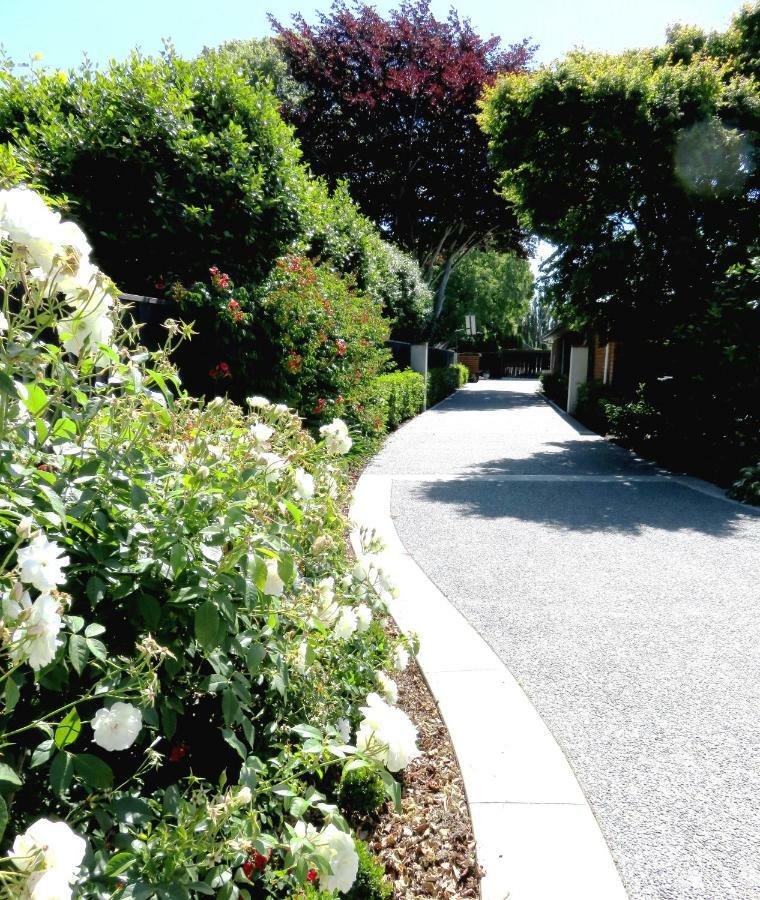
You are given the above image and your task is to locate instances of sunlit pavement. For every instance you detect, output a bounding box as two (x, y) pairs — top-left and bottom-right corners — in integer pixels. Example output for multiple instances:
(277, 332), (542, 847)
(368, 379), (760, 900)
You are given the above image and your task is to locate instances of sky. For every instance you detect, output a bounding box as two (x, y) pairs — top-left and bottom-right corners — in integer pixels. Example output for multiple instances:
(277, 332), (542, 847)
(2, 0), (744, 72)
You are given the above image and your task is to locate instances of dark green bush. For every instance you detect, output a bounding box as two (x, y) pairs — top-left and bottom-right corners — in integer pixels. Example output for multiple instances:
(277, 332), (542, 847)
(729, 461), (760, 505)
(427, 363), (469, 407)
(0, 51), (305, 293)
(374, 370), (425, 429)
(539, 371), (568, 407)
(603, 386), (662, 447)
(574, 379), (615, 433)
(338, 766), (387, 815)
(344, 840), (393, 900)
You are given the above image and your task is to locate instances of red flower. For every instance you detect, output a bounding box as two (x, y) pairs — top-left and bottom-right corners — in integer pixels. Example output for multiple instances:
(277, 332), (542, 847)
(335, 339), (347, 357)
(228, 300), (239, 309)
(168, 742), (189, 763)
(252, 851), (270, 871)
(209, 266), (220, 277)
(313, 397), (327, 414)
(307, 869), (318, 882)
(210, 266), (230, 290)
(242, 860), (255, 879)
(209, 362), (232, 380)
(154, 275), (166, 291)
(287, 351), (303, 373)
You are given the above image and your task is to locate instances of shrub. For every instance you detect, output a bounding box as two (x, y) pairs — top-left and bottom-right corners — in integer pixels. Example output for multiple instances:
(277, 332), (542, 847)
(338, 766), (387, 816)
(344, 840), (394, 900)
(0, 187), (417, 898)
(574, 380), (615, 433)
(374, 370), (425, 430)
(0, 51), (305, 292)
(427, 363), (468, 407)
(729, 461), (760, 505)
(538, 371), (568, 407)
(603, 385), (662, 447)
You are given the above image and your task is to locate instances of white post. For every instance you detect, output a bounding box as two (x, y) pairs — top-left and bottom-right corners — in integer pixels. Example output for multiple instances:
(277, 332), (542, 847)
(567, 346), (589, 414)
(410, 342), (429, 410)
(603, 343), (610, 384)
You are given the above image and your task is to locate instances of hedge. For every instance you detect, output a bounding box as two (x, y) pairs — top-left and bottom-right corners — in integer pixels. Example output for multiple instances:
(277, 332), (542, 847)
(373, 371), (426, 430)
(427, 364), (469, 407)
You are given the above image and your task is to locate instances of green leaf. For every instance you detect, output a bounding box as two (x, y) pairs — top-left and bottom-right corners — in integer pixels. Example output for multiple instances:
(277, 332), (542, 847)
(86, 638), (108, 660)
(4, 678), (19, 713)
(194, 601), (220, 650)
(86, 575), (107, 604)
(68, 634), (89, 674)
(222, 728), (247, 760)
(0, 371), (16, 399)
(54, 708), (81, 750)
(30, 739), (54, 768)
(104, 851), (136, 878)
(222, 690), (239, 726)
(49, 752), (74, 795)
(245, 643), (265, 673)
(0, 796), (7, 843)
(169, 543), (186, 577)
(75, 753), (114, 790)
(0, 763), (22, 790)
(84, 623), (106, 637)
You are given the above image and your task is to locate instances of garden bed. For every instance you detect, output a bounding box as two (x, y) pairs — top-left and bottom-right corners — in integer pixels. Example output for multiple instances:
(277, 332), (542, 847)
(360, 656), (481, 899)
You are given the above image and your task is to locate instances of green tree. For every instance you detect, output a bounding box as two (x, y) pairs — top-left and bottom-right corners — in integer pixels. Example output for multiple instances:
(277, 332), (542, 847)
(437, 248), (533, 346)
(479, 3), (760, 481)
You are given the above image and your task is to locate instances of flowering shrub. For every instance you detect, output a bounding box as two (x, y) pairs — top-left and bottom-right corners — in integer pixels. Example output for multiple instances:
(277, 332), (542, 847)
(175, 258), (392, 441)
(0, 188), (418, 898)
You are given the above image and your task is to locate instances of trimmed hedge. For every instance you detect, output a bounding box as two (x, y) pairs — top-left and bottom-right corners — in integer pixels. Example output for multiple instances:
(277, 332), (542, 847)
(374, 370), (426, 430)
(538, 371), (568, 407)
(574, 379), (615, 434)
(427, 363), (468, 407)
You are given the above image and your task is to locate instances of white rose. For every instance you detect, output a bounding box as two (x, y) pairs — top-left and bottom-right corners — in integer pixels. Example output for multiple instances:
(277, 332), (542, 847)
(11, 818), (85, 882)
(236, 786), (252, 805)
(91, 702), (142, 752)
(25, 868), (73, 900)
(17, 533), (69, 592)
(249, 422), (274, 445)
(356, 692), (420, 773)
(256, 451), (286, 483)
(335, 717), (351, 743)
(355, 603), (372, 633)
(16, 516), (34, 540)
(246, 396), (270, 408)
(392, 646), (410, 672)
(294, 467), (315, 502)
(263, 558), (284, 597)
(319, 418), (353, 455)
(318, 824), (359, 894)
(333, 607), (358, 641)
(375, 670), (398, 704)
(10, 592), (63, 671)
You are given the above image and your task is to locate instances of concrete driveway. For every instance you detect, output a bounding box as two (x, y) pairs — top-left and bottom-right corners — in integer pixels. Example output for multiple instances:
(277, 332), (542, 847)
(367, 379), (760, 900)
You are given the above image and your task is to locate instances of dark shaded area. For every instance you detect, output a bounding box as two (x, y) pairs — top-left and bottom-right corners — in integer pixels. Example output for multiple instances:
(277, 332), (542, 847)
(410, 477), (754, 537)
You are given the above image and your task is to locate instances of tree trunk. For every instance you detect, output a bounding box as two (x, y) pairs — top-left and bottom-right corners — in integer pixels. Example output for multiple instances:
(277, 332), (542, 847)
(430, 255), (454, 334)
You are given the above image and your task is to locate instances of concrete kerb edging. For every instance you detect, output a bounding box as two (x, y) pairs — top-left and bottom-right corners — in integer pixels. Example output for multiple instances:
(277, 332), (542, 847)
(350, 473), (629, 900)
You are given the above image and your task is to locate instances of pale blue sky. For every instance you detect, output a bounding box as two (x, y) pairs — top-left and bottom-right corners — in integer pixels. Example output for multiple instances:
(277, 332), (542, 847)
(2, 0), (744, 72)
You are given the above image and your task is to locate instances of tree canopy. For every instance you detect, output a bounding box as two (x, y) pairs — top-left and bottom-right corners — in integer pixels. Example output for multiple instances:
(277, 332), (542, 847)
(479, 2), (760, 480)
(437, 248), (533, 347)
(272, 0), (533, 322)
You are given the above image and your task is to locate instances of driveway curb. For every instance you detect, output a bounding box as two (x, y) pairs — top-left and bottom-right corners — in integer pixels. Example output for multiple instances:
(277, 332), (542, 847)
(350, 472), (629, 900)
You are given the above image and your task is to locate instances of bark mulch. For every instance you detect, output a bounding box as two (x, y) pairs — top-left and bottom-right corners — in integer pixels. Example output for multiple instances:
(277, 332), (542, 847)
(356, 658), (483, 899)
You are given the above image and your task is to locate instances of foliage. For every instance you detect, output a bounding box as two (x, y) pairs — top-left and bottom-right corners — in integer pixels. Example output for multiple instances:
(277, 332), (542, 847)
(258, 256), (391, 436)
(574, 380), (615, 434)
(427, 364), (468, 407)
(343, 841), (393, 900)
(200, 37), (307, 107)
(602, 385), (662, 447)
(338, 767), (386, 816)
(0, 189), (417, 898)
(373, 371), (425, 430)
(0, 49), (306, 294)
(479, 3), (760, 483)
(538, 372), (568, 408)
(297, 180), (433, 339)
(437, 247), (533, 345)
(728, 461), (760, 506)
(272, 0), (533, 324)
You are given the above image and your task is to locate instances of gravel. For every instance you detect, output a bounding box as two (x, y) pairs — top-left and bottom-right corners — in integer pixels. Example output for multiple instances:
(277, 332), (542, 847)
(369, 379), (760, 900)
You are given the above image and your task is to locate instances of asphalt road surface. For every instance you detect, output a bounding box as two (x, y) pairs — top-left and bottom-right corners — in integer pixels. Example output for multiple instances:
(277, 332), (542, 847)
(368, 379), (760, 900)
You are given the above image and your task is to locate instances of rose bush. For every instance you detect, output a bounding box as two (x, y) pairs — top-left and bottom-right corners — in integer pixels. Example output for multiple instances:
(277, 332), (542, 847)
(0, 188), (418, 899)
